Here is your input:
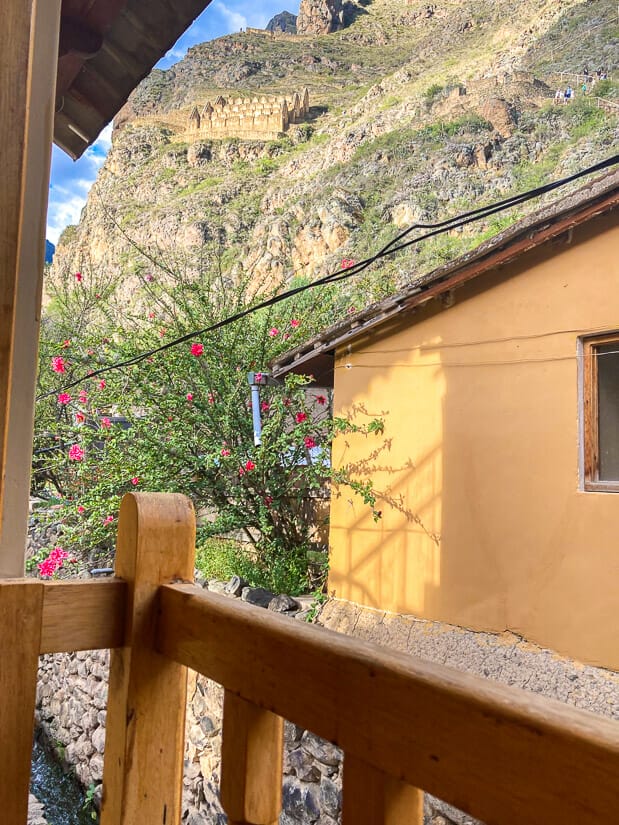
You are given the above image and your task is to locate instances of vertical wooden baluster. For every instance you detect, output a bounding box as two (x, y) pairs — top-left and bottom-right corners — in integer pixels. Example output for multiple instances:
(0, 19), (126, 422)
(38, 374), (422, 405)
(100, 493), (195, 825)
(220, 690), (284, 825)
(0, 581), (43, 823)
(342, 753), (423, 825)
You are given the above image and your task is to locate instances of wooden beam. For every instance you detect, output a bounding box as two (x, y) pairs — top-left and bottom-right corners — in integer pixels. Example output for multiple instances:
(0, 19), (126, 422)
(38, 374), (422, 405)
(0, 580), (43, 821)
(157, 584), (619, 825)
(0, 0), (62, 575)
(342, 755), (423, 825)
(40, 579), (127, 653)
(100, 493), (195, 825)
(220, 691), (284, 825)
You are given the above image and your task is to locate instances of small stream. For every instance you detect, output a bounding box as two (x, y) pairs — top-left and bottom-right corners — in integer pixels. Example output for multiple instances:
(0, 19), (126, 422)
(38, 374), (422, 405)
(30, 740), (98, 825)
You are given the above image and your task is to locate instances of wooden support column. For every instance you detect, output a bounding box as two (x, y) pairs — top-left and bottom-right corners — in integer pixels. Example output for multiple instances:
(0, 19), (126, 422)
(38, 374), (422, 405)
(342, 754), (423, 825)
(100, 493), (195, 825)
(0, 0), (62, 575)
(220, 691), (284, 825)
(0, 580), (44, 821)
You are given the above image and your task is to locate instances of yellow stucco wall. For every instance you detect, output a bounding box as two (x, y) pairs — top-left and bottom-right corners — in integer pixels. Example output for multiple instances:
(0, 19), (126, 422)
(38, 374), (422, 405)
(329, 210), (619, 669)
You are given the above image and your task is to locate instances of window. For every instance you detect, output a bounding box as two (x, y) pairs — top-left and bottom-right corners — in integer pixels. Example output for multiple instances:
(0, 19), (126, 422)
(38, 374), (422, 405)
(583, 334), (619, 491)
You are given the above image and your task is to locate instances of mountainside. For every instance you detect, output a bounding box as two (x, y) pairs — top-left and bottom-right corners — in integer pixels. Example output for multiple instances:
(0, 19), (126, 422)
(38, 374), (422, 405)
(51, 0), (618, 311)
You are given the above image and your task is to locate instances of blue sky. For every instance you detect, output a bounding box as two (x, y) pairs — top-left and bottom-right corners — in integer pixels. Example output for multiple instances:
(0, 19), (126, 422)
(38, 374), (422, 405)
(47, 1), (300, 245)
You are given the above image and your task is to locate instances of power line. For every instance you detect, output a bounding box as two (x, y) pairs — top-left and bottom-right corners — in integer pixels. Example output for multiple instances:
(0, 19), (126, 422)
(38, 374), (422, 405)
(38, 153), (619, 401)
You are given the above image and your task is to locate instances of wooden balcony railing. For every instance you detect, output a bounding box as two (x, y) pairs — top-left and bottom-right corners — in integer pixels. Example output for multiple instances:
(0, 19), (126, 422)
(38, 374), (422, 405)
(1, 492), (618, 824)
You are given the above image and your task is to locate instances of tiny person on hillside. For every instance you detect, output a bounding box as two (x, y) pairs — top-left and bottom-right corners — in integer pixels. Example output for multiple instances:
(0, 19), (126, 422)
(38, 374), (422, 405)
(554, 87), (564, 104)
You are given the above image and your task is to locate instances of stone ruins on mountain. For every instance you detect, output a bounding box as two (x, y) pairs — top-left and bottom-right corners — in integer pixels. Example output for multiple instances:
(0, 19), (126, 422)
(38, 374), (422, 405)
(187, 89), (310, 141)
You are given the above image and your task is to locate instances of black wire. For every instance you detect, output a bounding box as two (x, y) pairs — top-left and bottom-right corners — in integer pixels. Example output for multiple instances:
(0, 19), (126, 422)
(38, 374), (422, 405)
(38, 153), (618, 401)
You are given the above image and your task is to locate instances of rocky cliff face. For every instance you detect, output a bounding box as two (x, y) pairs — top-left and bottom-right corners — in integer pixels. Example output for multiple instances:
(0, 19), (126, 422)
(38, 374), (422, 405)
(51, 0), (617, 312)
(297, 0), (344, 35)
(266, 11), (298, 34)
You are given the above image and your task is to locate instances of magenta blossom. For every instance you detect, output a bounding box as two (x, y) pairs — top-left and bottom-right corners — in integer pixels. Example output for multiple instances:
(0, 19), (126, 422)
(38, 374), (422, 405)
(100, 417), (111, 429)
(290, 319), (300, 328)
(98, 380), (106, 390)
(103, 515), (114, 525)
(68, 444), (84, 461)
(186, 392), (194, 402)
(315, 394), (327, 405)
(57, 392), (71, 405)
(304, 436), (317, 449)
(268, 327), (279, 337)
(78, 390), (88, 403)
(295, 412), (308, 424)
(131, 477), (140, 486)
(51, 356), (66, 373)
(75, 272), (83, 282)
(221, 447), (231, 457)
(191, 342), (204, 357)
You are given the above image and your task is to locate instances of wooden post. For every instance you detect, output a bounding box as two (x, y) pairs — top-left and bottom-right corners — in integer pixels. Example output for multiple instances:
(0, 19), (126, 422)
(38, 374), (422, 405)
(342, 754), (423, 825)
(0, 580), (43, 822)
(220, 691), (284, 825)
(100, 493), (195, 825)
(0, 0), (62, 575)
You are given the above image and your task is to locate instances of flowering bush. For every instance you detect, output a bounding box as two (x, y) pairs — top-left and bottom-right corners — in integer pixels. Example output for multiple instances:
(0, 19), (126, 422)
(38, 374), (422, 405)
(33, 257), (383, 592)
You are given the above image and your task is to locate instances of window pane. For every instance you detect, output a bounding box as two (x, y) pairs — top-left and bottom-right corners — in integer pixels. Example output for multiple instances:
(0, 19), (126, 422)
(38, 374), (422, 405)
(597, 343), (619, 480)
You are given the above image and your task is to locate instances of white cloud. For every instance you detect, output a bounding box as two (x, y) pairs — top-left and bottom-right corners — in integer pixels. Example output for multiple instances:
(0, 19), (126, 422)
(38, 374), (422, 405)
(212, 1), (248, 32)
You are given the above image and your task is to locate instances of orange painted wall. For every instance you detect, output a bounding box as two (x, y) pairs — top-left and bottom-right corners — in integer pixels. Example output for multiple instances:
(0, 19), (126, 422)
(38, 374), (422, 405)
(329, 210), (619, 669)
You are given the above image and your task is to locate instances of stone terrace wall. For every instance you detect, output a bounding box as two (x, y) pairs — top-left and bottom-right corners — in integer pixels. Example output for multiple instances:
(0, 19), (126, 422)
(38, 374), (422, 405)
(186, 89), (310, 142)
(36, 594), (619, 824)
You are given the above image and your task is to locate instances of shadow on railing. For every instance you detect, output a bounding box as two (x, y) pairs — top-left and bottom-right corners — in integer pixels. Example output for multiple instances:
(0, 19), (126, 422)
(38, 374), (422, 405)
(1, 493), (618, 824)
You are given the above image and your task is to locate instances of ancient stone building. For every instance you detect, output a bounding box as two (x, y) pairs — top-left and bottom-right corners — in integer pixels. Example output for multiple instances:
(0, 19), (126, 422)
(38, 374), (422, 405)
(187, 89), (310, 141)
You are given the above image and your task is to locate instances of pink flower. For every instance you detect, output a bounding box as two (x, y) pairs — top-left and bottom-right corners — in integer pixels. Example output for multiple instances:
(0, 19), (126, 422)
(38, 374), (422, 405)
(295, 412), (307, 424)
(207, 393), (215, 405)
(75, 272), (83, 282)
(131, 477), (140, 486)
(290, 319), (300, 328)
(77, 505), (85, 514)
(51, 356), (66, 373)
(268, 328), (279, 337)
(78, 390), (88, 403)
(103, 515), (114, 524)
(145, 274), (154, 282)
(186, 393), (194, 402)
(315, 394), (327, 405)
(57, 392), (72, 405)
(255, 372), (263, 383)
(148, 312), (155, 319)
(341, 258), (355, 270)
(261, 401), (270, 412)
(283, 398), (291, 407)
(75, 412), (85, 424)
(61, 339), (71, 349)
(86, 348), (95, 356)
(191, 343), (204, 357)
(347, 305), (357, 315)
(98, 380), (106, 390)
(159, 328), (167, 338)
(304, 436), (317, 449)
(221, 447), (231, 457)
(100, 417), (111, 429)
(243, 460), (256, 473)
(283, 333), (290, 340)
(68, 444), (84, 461)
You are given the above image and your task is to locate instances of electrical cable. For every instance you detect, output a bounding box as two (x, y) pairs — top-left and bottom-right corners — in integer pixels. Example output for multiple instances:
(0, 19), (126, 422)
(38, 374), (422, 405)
(38, 153), (619, 401)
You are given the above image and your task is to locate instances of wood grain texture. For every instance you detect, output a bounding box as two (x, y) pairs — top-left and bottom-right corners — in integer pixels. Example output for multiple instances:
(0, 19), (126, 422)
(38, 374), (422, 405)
(221, 691), (284, 825)
(0, 0), (61, 572)
(342, 755), (422, 825)
(100, 493), (195, 825)
(40, 579), (127, 653)
(157, 583), (619, 825)
(0, 580), (43, 821)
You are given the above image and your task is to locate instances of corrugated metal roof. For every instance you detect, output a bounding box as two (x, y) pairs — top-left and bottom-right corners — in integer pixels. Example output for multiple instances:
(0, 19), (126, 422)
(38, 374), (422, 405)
(55, 0), (214, 158)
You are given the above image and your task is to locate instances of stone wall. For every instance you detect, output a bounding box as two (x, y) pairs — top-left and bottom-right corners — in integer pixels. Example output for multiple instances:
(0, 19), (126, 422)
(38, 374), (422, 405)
(186, 89), (310, 142)
(36, 593), (619, 824)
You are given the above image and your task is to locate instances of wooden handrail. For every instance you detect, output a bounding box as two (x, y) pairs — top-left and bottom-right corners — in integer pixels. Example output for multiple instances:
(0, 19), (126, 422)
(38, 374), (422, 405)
(2, 494), (618, 824)
(157, 582), (619, 825)
(40, 579), (127, 653)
